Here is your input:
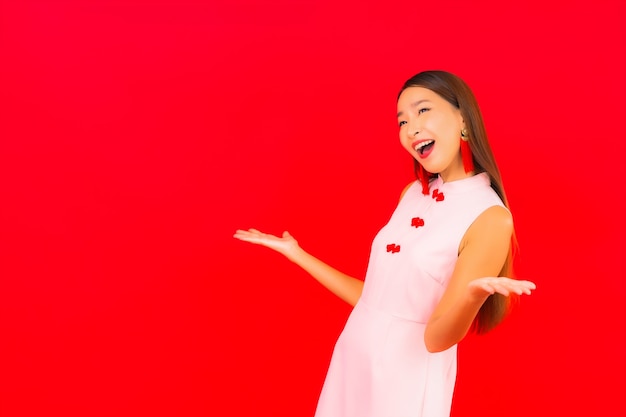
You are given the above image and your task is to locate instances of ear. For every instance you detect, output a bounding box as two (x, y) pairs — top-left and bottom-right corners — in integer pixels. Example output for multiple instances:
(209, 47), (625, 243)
(456, 109), (465, 130)
(459, 109), (469, 132)
(459, 116), (466, 132)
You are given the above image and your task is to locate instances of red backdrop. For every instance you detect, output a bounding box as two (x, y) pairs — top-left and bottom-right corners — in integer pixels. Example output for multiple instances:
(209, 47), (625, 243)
(1, 0), (625, 416)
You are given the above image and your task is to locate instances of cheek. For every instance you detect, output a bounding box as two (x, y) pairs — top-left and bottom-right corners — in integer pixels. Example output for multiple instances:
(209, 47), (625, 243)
(437, 120), (461, 143)
(424, 117), (443, 136)
(398, 130), (409, 146)
(399, 134), (415, 154)
(445, 127), (460, 142)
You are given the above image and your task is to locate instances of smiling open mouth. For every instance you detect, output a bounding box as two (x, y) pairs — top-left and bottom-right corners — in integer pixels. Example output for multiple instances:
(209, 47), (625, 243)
(414, 140), (434, 156)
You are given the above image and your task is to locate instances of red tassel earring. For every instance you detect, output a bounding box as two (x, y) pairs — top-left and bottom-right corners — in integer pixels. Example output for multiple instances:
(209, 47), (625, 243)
(460, 128), (474, 173)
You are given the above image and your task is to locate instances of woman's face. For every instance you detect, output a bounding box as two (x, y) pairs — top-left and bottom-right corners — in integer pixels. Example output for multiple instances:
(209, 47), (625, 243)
(397, 86), (467, 182)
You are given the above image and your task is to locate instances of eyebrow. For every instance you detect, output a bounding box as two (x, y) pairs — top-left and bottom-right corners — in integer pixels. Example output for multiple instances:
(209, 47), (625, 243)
(397, 99), (432, 118)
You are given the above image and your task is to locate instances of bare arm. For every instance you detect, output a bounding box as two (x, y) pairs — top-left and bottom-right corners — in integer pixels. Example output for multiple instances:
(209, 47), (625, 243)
(423, 206), (536, 353)
(233, 229), (364, 306)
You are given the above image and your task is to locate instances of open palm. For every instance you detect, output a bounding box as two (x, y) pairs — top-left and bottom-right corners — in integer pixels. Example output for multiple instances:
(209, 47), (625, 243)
(468, 276), (536, 299)
(233, 228), (300, 258)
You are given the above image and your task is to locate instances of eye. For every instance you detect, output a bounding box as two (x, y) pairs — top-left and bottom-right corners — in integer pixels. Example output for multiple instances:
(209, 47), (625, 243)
(418, 108), (430, 114)
(398, 120), (407, 128)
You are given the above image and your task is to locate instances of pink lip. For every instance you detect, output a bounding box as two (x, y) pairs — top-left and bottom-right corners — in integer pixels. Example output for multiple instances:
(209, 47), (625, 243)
(411, 139), (432, 150)
(411, 139), (434, 150)
(411, 139), (435, 159)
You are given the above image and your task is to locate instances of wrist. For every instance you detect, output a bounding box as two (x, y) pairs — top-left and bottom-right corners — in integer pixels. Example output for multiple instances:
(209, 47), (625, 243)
(284, 244), (306, 263)
(465, 286), (491, 307)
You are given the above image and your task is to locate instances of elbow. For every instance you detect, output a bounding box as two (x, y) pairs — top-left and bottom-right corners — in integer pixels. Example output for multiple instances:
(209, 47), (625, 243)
(424, 339), (449, 353)
(426, 345), (441, 354)
(424, 327), (456, 353)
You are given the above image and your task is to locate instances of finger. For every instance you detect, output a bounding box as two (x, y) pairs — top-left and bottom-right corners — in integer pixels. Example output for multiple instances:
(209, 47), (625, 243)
(491, 283), (510, 297)
(233, 230), (250, 239)
(234, 229), (270, 241)
(491, 278), (537, 293)
(500, 278), (537, 290)
(505, 283), (529, 296)
(478, 282), (496, 295)
(234, 228), (258, 235)
(233, 233), (259, 242)
(515, 282), (534, 293)
(510, 282), (535, 295)
(235, 235), (273, 246)
(233, 230), (258, 240)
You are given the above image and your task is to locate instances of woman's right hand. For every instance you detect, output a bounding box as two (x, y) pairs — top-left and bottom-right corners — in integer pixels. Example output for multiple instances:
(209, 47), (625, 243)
(234, 228), (363, 305)
(233, 229), (301, 259)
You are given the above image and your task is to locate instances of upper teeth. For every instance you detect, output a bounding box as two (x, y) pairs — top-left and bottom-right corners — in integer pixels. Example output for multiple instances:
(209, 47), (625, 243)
(415, 140), (434, 152)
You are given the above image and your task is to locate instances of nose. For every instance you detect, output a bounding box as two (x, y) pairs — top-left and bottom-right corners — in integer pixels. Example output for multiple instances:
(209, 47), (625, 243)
(406, 119), (420, 137)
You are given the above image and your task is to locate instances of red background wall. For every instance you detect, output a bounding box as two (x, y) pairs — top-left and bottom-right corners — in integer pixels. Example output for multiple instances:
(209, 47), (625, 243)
(1, 1), (625, 416)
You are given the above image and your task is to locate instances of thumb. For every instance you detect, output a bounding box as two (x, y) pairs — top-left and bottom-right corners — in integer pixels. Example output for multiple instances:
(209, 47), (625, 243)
(282, 231), (291, 238)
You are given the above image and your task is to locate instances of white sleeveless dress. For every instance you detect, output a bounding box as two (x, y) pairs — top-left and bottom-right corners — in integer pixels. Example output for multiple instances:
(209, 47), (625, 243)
(314, 173), (505, 417)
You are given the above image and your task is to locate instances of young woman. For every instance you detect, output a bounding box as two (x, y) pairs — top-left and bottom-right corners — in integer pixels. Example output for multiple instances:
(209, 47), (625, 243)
(234, 70), (536, 417)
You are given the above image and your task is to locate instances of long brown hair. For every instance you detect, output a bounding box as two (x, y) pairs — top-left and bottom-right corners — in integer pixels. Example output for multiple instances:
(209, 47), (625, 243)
(398, 70), (515, 334)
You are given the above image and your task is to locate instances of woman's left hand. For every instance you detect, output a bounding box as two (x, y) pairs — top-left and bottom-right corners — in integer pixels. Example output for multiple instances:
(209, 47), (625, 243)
(468, 277), (536, 299)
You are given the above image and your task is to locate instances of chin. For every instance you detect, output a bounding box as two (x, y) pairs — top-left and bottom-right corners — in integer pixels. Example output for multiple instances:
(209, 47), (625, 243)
(420, 163), (440, 174)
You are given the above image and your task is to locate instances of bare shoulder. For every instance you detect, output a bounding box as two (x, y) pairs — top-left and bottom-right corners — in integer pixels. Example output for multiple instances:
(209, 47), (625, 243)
(464, 205), (513, 246)
(456, 205), (513, 278)
(399, 182), (415, 201)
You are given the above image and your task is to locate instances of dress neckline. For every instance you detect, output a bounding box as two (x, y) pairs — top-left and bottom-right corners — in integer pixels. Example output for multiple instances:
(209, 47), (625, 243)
(430, 172), (490, 194)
